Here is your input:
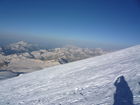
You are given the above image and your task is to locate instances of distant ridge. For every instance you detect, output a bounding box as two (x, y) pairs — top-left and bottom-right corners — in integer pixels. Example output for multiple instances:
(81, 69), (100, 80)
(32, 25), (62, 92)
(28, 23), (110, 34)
(0, 41), (107, 80)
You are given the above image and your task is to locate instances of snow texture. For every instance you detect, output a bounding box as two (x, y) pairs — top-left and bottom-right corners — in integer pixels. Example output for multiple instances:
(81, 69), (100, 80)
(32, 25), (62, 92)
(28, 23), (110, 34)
(0, 45), (140, 105)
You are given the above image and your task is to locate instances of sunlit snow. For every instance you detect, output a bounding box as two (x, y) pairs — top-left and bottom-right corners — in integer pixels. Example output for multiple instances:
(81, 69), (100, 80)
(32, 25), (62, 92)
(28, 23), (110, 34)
(0, 45), (140, 105)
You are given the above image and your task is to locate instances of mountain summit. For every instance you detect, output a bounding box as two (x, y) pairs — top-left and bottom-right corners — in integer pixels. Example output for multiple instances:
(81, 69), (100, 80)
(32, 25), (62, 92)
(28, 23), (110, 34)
(0, 45), (140, 105)
(2, 41), (38, 55)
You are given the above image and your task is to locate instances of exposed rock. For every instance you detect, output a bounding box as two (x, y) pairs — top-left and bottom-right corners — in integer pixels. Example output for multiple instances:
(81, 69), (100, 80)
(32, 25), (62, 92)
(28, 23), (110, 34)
(58, 58), (69, 64)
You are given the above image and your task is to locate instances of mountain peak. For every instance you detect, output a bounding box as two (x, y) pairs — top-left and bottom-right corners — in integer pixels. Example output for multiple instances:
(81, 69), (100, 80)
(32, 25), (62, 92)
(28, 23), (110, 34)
(2, 41), (38, 55)
(14, 41), (29, 45)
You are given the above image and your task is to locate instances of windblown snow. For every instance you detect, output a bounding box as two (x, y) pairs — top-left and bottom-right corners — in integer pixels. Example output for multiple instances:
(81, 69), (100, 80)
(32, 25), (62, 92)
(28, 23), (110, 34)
(0, 45), (140, 105)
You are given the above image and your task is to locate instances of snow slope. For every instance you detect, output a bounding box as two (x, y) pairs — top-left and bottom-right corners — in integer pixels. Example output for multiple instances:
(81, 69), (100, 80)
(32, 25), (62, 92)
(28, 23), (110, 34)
(0, 45), (140, 105)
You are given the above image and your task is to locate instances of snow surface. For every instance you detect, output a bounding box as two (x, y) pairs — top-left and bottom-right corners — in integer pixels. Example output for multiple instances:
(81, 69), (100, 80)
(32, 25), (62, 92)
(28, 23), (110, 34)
(0, 45), (140, 105)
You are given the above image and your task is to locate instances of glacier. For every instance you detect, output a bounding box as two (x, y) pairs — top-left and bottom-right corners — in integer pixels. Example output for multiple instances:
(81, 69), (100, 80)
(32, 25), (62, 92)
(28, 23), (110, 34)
(0, 45), (140, 105)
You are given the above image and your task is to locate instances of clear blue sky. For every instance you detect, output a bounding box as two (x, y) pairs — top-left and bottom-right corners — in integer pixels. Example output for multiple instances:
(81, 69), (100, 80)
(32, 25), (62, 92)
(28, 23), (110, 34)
(0, 0), (140, 49)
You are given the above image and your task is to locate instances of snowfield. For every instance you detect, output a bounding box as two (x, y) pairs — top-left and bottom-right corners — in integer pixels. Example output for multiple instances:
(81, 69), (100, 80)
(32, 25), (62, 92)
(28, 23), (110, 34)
(0, 45), (140, 105)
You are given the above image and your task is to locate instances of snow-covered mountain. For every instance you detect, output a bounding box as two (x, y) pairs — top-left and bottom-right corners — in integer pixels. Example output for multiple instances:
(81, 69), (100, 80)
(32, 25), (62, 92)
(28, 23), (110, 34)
(1, 41), (39, 55)
(0, 45), (140, 105)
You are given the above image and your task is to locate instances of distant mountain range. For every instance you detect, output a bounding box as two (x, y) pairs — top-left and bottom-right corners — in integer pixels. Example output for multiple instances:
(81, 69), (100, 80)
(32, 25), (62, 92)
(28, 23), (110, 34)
(0, 41), (108, 80)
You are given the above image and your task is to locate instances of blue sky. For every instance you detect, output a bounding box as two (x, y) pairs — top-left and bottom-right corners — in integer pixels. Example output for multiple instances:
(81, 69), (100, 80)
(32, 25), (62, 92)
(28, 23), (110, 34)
(0, 0), (140, 49)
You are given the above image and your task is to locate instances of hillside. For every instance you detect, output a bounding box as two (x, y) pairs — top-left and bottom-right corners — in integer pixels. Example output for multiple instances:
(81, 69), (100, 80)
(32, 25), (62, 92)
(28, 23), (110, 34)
(0, 45), (140, 105)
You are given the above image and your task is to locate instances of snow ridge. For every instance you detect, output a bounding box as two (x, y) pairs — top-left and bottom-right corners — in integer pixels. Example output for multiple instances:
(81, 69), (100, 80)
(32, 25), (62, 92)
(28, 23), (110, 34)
(0, 45), (140, 105)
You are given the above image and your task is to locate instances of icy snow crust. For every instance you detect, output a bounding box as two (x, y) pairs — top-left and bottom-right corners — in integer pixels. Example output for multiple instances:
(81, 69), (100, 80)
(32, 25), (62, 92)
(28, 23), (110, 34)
(0, 45), (140, 105)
